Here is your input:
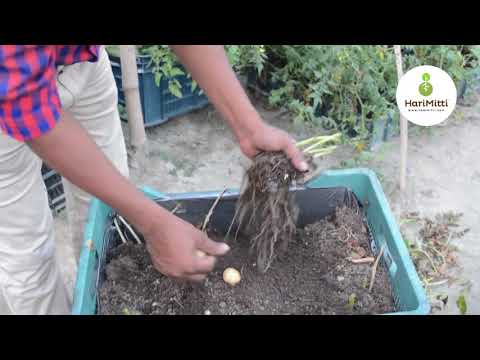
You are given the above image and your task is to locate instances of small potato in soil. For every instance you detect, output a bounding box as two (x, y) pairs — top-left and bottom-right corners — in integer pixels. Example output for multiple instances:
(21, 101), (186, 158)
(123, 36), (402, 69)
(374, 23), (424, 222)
(223, 267), (241, 286)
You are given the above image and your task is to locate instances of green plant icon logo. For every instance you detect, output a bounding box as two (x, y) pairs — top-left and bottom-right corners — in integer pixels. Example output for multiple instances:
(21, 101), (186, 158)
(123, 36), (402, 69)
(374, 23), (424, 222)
(419, 72), (433, 96)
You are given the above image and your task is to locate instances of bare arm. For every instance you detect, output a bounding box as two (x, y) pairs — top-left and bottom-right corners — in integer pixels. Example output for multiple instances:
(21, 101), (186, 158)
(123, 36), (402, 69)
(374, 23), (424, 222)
(170, 45), (308, 171)
(28, 111), (228, 281)
(28, 111), (160, 236)
(169, 45), (260, 146)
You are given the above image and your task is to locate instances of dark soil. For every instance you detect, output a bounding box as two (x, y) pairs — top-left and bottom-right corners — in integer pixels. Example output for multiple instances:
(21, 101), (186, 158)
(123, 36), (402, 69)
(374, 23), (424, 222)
(99, 205), (395, 315)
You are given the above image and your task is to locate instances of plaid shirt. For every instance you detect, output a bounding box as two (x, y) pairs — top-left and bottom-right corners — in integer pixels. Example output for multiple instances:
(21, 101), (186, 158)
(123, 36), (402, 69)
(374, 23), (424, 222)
(0, 45), (100, 142)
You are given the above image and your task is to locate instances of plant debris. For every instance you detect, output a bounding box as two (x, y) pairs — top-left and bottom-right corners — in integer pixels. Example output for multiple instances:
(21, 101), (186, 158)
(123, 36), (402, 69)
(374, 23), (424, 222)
(400, 211), (470, 288)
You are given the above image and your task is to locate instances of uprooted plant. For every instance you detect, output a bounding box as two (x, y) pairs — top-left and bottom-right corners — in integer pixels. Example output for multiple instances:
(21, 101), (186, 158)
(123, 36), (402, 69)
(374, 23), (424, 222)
(227, 133), (342, 273)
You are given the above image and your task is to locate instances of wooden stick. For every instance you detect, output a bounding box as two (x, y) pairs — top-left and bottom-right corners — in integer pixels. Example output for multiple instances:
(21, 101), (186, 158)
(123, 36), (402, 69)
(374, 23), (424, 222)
(119, 45), (146, 149)
(201, 188), (227, 232)
(369, 245), (386, 292)
(119, 45), (148, 179)
(394, 45), (408, 192)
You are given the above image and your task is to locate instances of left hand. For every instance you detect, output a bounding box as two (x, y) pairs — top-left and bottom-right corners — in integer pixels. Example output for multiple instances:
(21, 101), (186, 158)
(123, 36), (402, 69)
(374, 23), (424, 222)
(238, 123), (309, 172)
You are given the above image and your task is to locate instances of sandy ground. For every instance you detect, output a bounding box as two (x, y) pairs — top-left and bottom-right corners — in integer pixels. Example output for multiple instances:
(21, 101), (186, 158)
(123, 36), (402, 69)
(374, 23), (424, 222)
(55, 91), (480, 315)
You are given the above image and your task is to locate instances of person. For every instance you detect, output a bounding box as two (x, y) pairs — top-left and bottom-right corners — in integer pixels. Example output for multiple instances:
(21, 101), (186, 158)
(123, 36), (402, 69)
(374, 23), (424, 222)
(0, 45), (308, 315)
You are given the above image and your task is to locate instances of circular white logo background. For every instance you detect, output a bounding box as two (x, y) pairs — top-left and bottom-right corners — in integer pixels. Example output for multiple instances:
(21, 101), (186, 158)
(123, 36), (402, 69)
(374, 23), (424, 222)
(396, 65), (457, 126)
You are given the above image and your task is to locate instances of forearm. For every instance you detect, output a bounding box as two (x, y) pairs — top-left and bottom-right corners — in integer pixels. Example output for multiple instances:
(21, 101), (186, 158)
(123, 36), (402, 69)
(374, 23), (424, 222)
(27, 111), (168, 236)
(169, 45), (264, 141)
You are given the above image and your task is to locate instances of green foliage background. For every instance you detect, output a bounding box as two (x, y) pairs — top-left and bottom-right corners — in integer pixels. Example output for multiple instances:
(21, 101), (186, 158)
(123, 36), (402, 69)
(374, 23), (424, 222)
(107, 45), (480, 140)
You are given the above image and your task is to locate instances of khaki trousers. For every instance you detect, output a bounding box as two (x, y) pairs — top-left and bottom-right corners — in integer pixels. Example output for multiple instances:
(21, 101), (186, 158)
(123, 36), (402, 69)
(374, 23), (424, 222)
(0, 46), (129, 314)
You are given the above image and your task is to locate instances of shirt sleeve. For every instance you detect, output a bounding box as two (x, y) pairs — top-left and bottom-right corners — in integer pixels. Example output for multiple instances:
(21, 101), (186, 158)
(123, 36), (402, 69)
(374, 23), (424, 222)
(0, 45), (62, 142)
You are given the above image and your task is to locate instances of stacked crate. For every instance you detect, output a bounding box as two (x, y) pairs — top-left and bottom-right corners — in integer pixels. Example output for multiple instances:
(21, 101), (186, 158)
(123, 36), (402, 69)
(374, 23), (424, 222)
(41, 164), (66, 214)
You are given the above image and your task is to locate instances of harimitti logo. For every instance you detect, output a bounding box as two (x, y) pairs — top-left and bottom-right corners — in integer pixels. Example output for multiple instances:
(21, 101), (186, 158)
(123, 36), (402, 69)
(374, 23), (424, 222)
(404, 72), (448, 109)
(396, 65), (457, 126)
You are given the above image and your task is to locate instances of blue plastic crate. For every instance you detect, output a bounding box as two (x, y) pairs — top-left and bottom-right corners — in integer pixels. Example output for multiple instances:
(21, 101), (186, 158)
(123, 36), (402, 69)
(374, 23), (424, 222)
(41, 164), (65, 214)
(109, 54), (209, 127)
(72, 168), (430, 315)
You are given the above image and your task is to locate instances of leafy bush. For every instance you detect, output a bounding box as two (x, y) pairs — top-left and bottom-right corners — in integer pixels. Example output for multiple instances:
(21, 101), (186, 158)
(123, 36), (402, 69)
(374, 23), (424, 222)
(106, 45), (480, 139)
(265, 46), (398, 137)
(403, 45), (480, 82)
(225, 45), (267, 75)
(246, 45), (480, 139)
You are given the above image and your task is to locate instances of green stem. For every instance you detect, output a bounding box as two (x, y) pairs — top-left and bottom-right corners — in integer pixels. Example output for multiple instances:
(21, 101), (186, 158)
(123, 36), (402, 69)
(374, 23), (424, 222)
(295, 136), (323, 147)
(296, 132), (341, 148)
(303, 139), (340, 153)
(304, 145), (337, 155)
(313, 150), (336, 158)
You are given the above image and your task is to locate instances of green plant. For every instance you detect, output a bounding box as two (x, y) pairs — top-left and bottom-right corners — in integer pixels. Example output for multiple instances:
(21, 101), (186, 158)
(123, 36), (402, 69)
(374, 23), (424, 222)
(225, 45), (267, 75)
(138, 45), (196, 98)
(249, 45), (480, 140)
(346, 293), (357, 311)
(139, 45), (267, 99)
(107, 45), (266, 99)
(107, 45), (480, 135)
(456, 294), (467, 315)
(265, 46), (398, 138)
(402, 45), (479, 82)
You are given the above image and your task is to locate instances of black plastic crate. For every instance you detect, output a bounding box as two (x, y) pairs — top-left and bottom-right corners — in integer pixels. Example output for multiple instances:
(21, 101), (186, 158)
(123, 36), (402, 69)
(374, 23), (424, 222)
(109, 54), (209, 127)
(41, 164), (65, 214)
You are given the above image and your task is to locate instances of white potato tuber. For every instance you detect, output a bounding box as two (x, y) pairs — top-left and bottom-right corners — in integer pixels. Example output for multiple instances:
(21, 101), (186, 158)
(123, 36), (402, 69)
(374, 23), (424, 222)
(223, 267), (241, 286)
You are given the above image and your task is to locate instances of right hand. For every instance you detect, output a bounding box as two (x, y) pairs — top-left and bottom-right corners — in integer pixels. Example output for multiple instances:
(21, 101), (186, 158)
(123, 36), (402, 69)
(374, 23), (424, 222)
(142, 209), (230, 282)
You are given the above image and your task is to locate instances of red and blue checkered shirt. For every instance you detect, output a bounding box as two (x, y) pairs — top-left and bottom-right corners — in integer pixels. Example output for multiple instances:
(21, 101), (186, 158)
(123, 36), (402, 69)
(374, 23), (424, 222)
(0, 45), (101, 142)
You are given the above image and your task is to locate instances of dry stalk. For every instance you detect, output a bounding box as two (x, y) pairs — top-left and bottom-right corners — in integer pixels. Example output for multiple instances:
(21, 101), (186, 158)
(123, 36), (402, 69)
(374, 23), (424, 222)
(118, 215), (142, 245)
(201, 188), (227, 232)
(113, 217), (128, 244)
(348, 257), (375, 264)
(369, 245), (386, 292)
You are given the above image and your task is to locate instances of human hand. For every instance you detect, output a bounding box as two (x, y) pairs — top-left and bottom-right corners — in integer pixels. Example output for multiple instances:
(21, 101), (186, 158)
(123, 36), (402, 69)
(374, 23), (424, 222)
(238, 122), (309, 172)
(143, 208), (230, 282)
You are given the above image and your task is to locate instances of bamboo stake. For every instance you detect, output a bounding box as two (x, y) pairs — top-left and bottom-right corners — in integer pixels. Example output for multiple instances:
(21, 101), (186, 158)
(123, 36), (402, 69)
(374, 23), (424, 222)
(119, 45), (148, 179)
(394, 45), (408, 192)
